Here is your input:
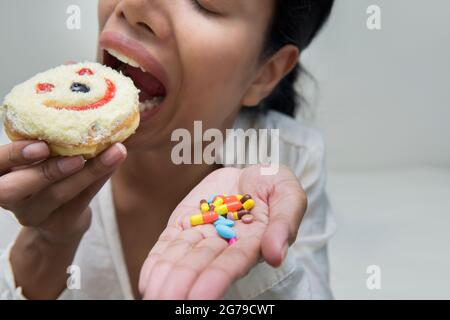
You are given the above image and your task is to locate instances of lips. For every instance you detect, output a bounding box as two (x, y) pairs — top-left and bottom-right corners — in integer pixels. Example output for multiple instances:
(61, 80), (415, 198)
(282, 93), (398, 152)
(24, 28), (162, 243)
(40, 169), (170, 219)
(100, 32), (168, 115)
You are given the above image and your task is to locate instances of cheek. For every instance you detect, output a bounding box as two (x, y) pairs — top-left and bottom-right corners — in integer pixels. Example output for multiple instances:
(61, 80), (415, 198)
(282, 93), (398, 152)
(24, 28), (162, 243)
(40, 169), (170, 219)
(174, 19), (261, 121)
(98, 0), (120, 30)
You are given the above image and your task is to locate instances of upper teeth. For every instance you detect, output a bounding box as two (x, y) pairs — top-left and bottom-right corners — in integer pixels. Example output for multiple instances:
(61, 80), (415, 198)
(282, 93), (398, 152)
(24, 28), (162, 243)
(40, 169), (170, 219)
(107, 48), (145, 71)
(139, 97), (164, 112)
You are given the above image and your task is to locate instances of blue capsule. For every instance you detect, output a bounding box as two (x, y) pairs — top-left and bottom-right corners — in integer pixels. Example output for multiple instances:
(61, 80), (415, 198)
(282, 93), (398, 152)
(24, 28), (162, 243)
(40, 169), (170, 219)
(214, 216), (235, 227)
(215, 224), (236, 240)
(208, 194), (218, 205)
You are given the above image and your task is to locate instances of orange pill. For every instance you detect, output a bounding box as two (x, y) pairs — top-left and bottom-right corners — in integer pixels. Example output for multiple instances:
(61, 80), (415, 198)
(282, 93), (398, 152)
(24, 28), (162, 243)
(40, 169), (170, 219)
(226, 201), (243, 212)
(223, 195), (239, 204)
(203, 211), (219, 224)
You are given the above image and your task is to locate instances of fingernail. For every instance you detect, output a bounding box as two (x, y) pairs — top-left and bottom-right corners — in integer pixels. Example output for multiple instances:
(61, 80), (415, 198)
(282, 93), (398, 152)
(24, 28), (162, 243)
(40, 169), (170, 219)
(100, 143), (126, 166)
(22, 142), (49, 160)
(57, 156), (84, 174)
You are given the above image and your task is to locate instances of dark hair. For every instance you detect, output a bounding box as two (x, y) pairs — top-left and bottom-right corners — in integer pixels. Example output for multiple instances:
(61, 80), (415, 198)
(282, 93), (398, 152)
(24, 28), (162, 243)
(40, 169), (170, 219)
(259, 0), (334, 117)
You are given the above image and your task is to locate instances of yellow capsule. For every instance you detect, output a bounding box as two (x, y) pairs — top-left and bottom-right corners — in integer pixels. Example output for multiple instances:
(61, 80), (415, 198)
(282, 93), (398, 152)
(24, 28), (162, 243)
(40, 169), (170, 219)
(190, 214), (204, 226)
(236, 194), (243, 201)
(242, 199), (255, 211)
(213, 197), (224, 207)
(214, 204), (229, 215)
(200, 203), (210, 213)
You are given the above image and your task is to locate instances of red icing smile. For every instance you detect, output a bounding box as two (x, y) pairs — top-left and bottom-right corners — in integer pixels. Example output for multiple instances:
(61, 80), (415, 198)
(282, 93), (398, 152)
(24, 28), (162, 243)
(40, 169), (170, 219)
(46, 78), (116, 111)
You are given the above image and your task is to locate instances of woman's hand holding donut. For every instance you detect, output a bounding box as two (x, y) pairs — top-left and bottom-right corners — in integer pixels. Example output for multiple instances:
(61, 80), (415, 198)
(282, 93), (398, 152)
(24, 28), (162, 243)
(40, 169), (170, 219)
(0, 140), (126, 299)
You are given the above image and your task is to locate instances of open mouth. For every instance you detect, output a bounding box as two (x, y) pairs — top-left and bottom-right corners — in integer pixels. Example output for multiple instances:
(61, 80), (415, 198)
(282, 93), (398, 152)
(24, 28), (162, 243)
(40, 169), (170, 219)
(103, 48), (167, 116)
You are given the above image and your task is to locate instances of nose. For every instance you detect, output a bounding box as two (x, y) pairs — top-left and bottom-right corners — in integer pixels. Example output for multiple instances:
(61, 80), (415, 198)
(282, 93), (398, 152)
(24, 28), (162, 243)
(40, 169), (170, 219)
(115, 0), (168, 40)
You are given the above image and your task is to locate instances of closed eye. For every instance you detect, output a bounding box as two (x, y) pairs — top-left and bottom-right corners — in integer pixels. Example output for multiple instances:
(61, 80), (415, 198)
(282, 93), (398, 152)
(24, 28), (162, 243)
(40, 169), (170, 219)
(190, 0), (220, 16)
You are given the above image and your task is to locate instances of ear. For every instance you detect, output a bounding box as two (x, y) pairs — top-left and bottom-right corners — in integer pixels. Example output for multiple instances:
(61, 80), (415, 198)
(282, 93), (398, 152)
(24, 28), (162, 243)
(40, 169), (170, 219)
(241, 45), (300, 107)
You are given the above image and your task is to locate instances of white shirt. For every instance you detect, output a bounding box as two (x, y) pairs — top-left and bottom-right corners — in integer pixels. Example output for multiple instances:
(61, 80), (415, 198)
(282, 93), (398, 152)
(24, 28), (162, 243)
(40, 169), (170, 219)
(0, 110), (336, 300)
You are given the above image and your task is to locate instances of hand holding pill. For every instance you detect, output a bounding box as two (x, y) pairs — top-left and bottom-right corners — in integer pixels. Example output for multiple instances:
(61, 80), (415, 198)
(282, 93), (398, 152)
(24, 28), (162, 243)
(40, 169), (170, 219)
(139, 165), (307, 300)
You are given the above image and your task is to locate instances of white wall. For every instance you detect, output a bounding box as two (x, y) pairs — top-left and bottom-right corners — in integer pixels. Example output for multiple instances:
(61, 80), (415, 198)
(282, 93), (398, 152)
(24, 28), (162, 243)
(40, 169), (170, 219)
(302, 0), (450, 170)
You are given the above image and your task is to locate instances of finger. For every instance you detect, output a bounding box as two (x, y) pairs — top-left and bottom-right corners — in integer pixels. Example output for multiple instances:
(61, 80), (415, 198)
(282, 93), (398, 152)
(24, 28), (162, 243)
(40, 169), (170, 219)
(38, 173), (113, 243)
(139, 226), (179, 295)
(0, 141), (49, 174)
(261, 178), (307, 267)
(143, 227), (214, 300)
(188, 233), (261, 300)
(0, 155), (85, 206)
(158, 237), (226, 300)
(14, 144), (126, 225)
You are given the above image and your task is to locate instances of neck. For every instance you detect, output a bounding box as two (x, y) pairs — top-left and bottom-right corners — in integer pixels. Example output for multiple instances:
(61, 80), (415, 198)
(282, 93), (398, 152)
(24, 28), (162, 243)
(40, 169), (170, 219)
(112, 144), (220, 217)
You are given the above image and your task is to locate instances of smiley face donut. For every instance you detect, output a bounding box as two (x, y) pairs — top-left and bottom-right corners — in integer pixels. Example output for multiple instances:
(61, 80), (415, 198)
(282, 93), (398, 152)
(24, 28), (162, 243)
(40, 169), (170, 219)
(1, 62), (140, 158)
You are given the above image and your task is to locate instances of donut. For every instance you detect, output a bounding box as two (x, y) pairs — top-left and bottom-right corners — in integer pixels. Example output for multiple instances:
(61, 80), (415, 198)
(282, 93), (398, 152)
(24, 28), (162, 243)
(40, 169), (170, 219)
(1, 62), (140, 159)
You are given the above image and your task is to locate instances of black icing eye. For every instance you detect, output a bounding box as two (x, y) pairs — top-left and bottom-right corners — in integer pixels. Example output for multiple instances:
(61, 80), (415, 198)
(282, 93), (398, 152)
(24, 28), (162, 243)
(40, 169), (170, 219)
(70, 82), (90, 93)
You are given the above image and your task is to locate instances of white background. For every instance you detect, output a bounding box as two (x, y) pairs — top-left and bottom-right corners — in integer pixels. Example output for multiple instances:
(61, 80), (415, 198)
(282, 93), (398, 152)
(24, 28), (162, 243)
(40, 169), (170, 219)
(1, 0), (449, 299)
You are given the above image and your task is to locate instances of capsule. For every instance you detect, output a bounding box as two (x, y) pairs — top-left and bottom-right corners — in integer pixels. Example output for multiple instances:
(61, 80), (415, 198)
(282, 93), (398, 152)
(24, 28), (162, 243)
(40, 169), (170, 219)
(215, 224), (236, 239)
(223, 195), (239, 204)
(228, 237), (237, 246)
(200, 200), (210, 213)
(213, 216), (235, 227)
(208, 194), (218, 204)
(213, 196), (224, 207)
(190, 211), (219, 226)
(242, 199), (255, 211)
(240, 194), (252, 204)
(227, 209), (251, 221)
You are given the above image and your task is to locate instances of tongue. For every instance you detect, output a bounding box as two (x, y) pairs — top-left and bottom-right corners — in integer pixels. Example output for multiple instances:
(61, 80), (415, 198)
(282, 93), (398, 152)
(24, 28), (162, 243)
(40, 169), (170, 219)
(120, 64), (166, 102)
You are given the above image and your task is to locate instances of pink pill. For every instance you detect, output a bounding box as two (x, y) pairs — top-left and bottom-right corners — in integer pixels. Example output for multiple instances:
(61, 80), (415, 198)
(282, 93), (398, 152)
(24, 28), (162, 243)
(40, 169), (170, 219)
(228, 237), (237, 246)
(241, 214), (254, 224)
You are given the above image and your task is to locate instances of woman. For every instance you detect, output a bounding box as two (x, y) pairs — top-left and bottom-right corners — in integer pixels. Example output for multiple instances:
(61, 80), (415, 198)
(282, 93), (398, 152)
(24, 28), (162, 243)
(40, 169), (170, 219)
(0, 0), (335, 299)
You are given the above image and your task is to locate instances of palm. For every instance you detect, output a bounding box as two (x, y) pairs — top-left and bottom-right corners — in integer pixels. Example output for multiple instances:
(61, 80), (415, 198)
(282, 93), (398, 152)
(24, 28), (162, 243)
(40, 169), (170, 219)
(139, 165), (306, 300)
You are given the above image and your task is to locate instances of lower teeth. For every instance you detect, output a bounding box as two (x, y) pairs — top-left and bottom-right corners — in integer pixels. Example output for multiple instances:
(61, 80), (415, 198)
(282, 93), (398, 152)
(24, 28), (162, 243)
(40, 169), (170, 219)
(139, 97), (164, 112)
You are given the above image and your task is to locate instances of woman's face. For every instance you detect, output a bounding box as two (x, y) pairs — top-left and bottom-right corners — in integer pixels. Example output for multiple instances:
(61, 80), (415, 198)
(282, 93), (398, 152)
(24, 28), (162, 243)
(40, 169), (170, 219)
(98, 0), (274, 150)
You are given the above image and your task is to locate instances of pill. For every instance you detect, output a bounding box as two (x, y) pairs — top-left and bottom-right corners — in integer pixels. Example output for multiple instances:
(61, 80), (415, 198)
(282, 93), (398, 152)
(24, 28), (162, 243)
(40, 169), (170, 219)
(190, 211), (219, 226)
(240, 194), (252, 204)
(208, 194), (218, 204)
(227, 210), (250, 221)
(214, 204), (228, 215)
(241, 214), (254, 224)
(213, 197), (224, 207)
(200, 199), (210, 213)
(214, 216), (235, 227)
(242, 199), (255, 211)
(215, 224), (236, 239)
(223, 195), (239, 203)
(236, 194), (243, 201)
(228, 238), (237, 246)
(226, 201), (243, 212)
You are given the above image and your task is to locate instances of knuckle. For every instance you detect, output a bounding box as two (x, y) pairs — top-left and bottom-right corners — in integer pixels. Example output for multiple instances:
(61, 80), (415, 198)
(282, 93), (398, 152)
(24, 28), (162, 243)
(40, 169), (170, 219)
(40, 161), (58, 182)
(86, 160), (108, 178)
(7, 143), (23, 166)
